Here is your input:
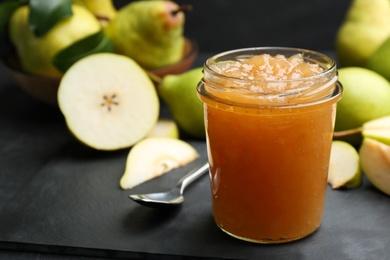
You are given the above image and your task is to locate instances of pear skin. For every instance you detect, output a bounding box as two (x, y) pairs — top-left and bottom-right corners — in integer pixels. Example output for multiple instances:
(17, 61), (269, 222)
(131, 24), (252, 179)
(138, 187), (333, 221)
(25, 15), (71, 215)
(366, 36), (390, 81)
(105, 0), (185, 70)
(335, 67), (390, 135)
(158, 67), (205, 139)
(9, 5), (101, 78)
(335, 0), (390, 67)
(73, 0), (117, 21)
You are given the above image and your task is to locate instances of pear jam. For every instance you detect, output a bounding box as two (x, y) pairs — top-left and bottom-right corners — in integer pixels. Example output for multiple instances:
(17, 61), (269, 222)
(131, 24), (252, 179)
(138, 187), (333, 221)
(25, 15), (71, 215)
(197, 48), (343, 244)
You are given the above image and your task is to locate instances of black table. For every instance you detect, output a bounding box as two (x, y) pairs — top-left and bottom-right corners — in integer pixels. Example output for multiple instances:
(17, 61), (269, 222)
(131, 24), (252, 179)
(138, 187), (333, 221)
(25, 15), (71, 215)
(1, 53), (390, 260)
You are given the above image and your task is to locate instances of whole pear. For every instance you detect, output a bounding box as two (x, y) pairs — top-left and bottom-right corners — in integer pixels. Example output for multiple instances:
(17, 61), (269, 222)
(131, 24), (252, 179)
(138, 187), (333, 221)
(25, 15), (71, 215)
(335, 67), (390, 146)
(158, 67), (205, 139)
(73, 0), (117, 25)
(104, 0), (185, 70)
(335, 0), (390, 67)
(366, 36), (390, 81)
(9, 5), (101, 78)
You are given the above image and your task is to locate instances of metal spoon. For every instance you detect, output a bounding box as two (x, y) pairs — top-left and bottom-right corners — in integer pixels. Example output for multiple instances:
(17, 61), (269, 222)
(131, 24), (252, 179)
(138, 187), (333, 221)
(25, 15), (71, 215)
(129, 162), (209, 208)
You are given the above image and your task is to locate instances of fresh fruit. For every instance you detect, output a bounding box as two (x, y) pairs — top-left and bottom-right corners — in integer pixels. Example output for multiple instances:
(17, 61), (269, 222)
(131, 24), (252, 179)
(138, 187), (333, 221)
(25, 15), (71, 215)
(120, 137), (199, 189)
(366, 36), (390, 81)
(57, 53), (159, 150)
(334, 67), (390, 145)
(9, 4), (101, 78)
(361, 115), (390, 145)
(158, 67), (205, 139)
(359, 138), (390, 195)
(104, 0), (186, 70)
(73, 0), (117, 23)
(335, 0), (390, 67)
(328, 141), (362, 189)
(146, 119), (179, 138)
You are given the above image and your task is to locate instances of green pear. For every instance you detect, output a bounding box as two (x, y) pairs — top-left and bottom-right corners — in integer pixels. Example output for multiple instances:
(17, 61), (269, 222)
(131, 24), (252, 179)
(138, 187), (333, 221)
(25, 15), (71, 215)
(104, 0), (186, 70)
(335, 67), (390, 146)
(366, 36), (390, 81)
(158, 67), (205, 139)
(335, 0), (390, 67)
(9, 4), (101, 78)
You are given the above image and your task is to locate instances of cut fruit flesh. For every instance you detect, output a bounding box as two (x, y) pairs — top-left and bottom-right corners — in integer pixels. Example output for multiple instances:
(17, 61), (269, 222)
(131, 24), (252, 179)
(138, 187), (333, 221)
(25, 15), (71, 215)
(362, 115), (390, 145)
(57, 53), (159, 150)
(328, 140), (361, 189)
(146, 119), (179, 138)
(359, 138), (390, 196)
(120, 137), (199, 189)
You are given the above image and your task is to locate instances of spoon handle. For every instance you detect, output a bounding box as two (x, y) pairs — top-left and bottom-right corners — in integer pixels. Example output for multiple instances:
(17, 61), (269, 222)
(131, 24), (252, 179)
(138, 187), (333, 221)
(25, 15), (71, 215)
(178, 162), (209, 194)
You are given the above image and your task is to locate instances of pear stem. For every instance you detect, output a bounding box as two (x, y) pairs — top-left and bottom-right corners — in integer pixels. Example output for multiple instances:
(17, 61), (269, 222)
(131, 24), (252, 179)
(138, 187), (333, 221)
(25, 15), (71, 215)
(333, 127), (362, 138)
(147, 72), (163, 85)
(172, 5), (193, 16)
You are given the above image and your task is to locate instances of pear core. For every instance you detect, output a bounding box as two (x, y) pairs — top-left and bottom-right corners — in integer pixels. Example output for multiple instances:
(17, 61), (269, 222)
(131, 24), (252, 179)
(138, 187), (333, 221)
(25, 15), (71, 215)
(58, 53), (159, 150)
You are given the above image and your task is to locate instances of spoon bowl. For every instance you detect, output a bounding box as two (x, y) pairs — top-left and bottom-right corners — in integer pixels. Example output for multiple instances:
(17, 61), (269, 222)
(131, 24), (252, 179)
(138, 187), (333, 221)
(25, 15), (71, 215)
(129, 162), (209, 208)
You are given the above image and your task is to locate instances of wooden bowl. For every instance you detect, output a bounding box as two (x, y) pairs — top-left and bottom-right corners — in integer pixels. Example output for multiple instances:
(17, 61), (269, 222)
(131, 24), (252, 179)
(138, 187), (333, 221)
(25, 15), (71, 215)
(1, 38), (198, 106)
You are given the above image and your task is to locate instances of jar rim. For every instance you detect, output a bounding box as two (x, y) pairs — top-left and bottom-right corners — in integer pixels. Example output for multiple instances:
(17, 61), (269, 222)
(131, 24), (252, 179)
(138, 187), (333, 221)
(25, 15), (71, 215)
(204, 46), (336, 84)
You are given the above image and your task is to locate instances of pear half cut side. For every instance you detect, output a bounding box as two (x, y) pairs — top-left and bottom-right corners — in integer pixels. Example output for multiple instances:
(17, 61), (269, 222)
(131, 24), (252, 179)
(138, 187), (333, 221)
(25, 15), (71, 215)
(58, 53), (159, 150)
(360, 138), (390, 196)
(120, 137), (199, 189)
(328, 141), (362, 189)
(362, 115), (390, 146)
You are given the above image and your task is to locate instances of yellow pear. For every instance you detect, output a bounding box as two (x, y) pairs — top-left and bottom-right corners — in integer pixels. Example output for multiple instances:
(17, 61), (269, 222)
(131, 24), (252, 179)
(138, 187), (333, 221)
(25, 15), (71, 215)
(73, 0), (117, 26)
(105, 0), (186, 70)
(9, 5), (101, 78)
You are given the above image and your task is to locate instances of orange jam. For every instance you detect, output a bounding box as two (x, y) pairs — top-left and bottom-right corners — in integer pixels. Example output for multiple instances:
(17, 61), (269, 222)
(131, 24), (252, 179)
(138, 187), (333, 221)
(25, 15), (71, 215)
(197, 48), (342, 243)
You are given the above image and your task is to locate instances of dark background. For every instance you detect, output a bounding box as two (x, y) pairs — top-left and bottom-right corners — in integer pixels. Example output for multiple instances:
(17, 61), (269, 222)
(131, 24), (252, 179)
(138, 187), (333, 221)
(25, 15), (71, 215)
(113, 0), (352, 54)
(0, 0), (352, 56)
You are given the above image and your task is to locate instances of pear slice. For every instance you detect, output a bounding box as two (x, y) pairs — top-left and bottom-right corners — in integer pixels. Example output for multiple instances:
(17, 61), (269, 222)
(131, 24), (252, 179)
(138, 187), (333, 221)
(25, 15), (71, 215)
(360, 138), (390, 196)
(120, 137), (199, 189)
(362, 115), (390, 145)
(58, 53), (159, 150)
(146, 119), (179, 138)
(328, 141), (362, 189)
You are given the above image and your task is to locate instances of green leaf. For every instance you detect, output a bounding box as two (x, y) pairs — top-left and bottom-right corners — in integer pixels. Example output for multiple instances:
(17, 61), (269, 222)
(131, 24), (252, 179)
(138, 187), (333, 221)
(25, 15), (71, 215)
(52, 30), (114, 73)
(29, 0), (73, 37)
(0, 0), (27, 35)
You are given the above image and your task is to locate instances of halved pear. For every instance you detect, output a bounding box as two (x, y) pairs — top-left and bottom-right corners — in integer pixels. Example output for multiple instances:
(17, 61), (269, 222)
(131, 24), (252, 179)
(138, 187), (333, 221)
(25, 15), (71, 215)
(58, 53), (159, 150)
(360, 138), (390, 196)
(146, 119), (179, 138)
(120, 137), (199, 189)
(362, 115), (390, 145)
(328, 141), (362, 189)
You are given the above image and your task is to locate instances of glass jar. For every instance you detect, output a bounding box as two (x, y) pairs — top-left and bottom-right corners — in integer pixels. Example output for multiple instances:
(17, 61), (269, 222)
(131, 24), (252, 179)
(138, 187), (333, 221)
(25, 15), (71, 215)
(197, 47), (343, 243)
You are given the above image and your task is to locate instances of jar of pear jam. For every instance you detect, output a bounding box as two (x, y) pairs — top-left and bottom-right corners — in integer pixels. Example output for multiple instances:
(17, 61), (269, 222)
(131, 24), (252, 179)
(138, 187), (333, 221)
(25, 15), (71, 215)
(197, 47), (343, 243)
